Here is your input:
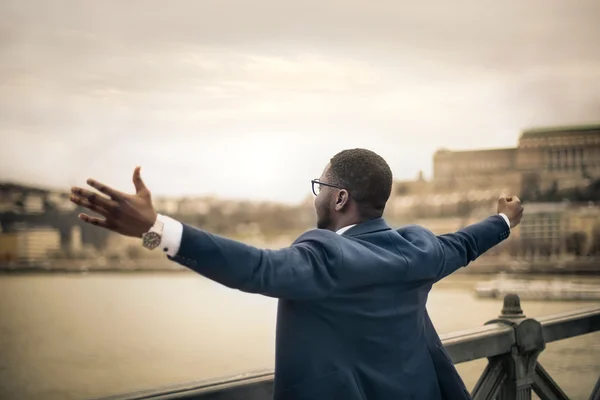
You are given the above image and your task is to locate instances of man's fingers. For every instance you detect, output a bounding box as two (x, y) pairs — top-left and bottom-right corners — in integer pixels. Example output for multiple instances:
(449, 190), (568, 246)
(499, 195), (521, 203)
(71, 187), (119, 210)
(498, 195), (510, 203)
(78, 213), (112, 229)
(132, 166), (149, 195)
(70, 194), (110, 216)
(86, 179), (125, 200)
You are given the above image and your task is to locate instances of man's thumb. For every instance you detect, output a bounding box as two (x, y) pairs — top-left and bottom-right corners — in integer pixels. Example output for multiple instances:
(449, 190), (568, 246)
(133, 166), (148, 194)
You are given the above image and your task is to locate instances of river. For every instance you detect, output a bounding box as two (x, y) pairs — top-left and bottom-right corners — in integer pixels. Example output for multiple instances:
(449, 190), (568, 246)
(0, 273), (598, 400)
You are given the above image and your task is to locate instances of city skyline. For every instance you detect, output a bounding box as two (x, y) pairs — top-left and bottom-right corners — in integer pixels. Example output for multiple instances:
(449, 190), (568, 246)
(1, 0), (599, 203)
(2, 123), (599, 272)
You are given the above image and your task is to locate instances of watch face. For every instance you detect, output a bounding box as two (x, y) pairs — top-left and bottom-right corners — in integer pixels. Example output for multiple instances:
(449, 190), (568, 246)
(142, 232), (161, 249)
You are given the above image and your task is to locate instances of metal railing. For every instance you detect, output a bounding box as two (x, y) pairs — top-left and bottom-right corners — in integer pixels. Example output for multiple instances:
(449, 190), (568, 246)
(96, 294), (600, 400)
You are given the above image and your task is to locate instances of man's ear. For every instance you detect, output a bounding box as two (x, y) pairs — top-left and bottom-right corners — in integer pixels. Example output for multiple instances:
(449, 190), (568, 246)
(334, 189), (350, 211)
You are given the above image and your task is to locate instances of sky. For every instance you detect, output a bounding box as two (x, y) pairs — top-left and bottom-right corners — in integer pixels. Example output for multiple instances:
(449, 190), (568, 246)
(1, 0), (599, 204)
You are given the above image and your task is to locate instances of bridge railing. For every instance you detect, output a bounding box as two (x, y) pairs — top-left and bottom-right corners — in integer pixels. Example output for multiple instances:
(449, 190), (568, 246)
(95, 294), (600, 400)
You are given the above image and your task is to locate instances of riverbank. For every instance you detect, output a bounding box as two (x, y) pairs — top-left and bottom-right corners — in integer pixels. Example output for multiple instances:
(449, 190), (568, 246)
(1, 252), (600, 275)
(2, 260), (599, 275)
(456, 257), (600, 275)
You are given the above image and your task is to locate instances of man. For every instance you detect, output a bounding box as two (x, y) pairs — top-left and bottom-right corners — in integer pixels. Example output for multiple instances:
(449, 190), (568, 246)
(70, 148), (523, 399)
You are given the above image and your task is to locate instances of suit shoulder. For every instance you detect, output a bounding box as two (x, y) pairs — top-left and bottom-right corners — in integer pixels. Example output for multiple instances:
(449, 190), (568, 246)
(291, 229), (345, 265)
(396, 224), (437, 239)
(293, 229), (346, 253)
(293, 228), (343, 244)
(395, 225), (442, 258)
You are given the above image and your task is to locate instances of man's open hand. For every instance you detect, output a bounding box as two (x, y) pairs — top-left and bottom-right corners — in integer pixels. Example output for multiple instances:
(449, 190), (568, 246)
(497, 195), (524, 229)
(69, 166), (158, 238)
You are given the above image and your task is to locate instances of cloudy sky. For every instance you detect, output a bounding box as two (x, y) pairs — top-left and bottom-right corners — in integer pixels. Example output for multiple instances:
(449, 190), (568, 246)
(1, 0), (599, 203)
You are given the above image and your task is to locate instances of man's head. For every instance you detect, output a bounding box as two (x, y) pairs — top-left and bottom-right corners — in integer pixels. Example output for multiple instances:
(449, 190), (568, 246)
(313, 148), (393, 231)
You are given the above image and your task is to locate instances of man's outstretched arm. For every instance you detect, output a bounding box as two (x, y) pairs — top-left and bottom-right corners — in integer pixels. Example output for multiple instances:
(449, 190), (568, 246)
(163, 218), (344, 299)
(69, 167), (343, 300)
(433, 196), (523, 282)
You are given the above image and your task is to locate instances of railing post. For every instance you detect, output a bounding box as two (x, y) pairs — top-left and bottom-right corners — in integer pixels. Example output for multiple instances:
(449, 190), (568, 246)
(473, 294), (546, 400)
(497, 294), (545, 400)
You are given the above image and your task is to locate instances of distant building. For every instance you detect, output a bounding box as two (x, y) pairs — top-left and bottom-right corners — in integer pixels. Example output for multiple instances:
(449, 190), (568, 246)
(0, 227), (61, 264)
(47, 191), (76, 212)
(514, 202), (600, 258)
(70, 226), (82, 253)
(569, 204), (600, 244)
(0, 188), (20, 213)
(22, 194), (45, 214)
(388, 124), (600, 221)
(0, 183), (76, 214)
(432, 124), (600, 195)
(518, 203), (568, 250)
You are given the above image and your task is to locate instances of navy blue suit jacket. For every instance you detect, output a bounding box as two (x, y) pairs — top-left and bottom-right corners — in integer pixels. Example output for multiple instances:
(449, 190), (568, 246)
(169, 215), (510, 399)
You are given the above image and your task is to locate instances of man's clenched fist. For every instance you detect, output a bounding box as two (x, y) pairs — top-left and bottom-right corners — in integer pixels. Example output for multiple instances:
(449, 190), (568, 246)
(497, 196), (524, 228)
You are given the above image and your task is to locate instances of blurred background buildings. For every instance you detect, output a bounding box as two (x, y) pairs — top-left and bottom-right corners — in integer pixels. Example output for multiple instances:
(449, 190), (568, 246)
(1, 123), (599, 273)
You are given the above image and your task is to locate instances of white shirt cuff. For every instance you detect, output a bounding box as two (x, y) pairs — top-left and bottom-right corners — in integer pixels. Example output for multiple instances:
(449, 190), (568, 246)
(498, 213), (510, 230)
(156, 214), (183, 257)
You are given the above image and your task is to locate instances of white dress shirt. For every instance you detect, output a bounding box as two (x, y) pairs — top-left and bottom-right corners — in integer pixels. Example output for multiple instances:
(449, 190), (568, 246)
(153, 213), (511, 257)
(336, 225), (356, 235)
(155, 214), (184, 257)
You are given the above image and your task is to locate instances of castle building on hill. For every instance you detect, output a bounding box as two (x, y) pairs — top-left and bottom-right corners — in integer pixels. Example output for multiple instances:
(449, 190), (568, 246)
(387, 124), (600, 221)
(432, 124), (600, 193)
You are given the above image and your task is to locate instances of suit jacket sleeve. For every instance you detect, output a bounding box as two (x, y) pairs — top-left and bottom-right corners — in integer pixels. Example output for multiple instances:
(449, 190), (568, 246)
(167, 224), (344, 300)
(434, 215), (510, 281)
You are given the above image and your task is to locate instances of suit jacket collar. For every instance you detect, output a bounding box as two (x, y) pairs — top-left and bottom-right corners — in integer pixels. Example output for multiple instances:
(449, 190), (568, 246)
(342, 217), (391, 237)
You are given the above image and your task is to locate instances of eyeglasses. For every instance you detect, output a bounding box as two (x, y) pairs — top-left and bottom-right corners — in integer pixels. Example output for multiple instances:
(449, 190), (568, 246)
(311, 179), (345, 196)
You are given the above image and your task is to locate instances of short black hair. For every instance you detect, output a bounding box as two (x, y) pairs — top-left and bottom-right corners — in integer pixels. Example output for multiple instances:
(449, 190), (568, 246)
(328, 148), (393, 219)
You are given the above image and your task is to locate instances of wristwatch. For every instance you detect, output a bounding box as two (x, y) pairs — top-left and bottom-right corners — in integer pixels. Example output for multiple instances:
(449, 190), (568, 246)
(142, 219), (164, 250)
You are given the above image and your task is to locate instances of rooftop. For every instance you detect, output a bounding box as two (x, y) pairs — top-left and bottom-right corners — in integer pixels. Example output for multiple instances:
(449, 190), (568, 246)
(434, 147), (516, 156)
(520, 124), (600, 139)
